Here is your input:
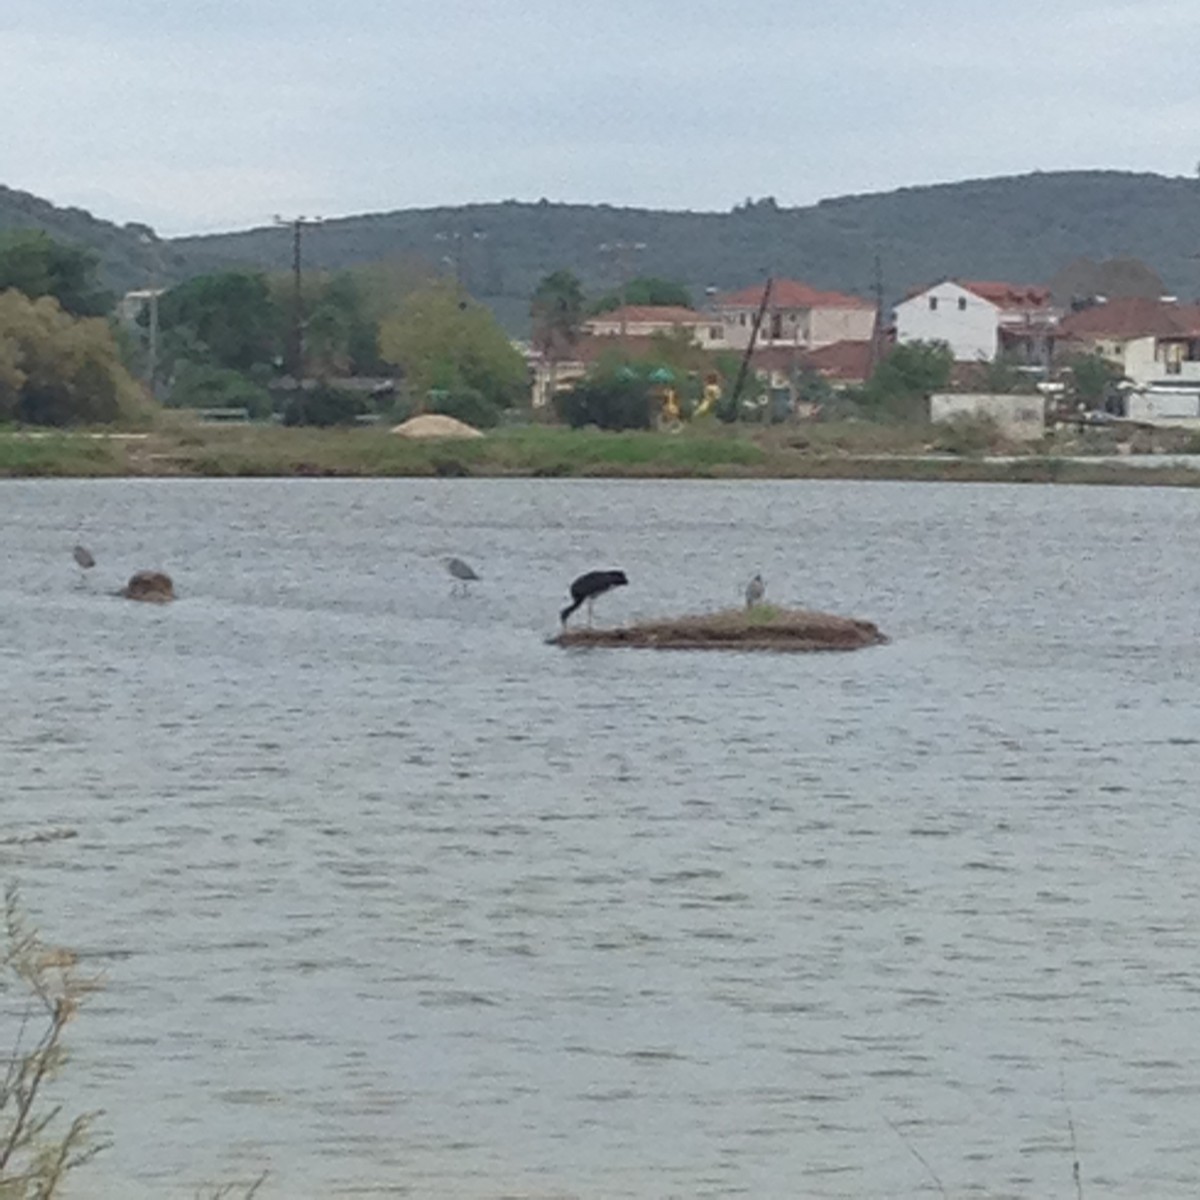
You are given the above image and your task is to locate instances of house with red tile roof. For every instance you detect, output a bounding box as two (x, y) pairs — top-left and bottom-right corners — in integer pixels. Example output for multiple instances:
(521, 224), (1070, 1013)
(581, 305), (724, 347)
(712, 278), (876, 351)
(1058, 297), (1200, 387)
(895, 279), (1056, 363)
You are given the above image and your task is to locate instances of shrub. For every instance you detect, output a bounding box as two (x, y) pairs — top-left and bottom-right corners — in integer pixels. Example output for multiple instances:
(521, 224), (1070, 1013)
(427, 387), (501, 429)
(167, 363), (272, 419)
(932, 415), (999, 456)
(0, 291), (149, 426)
(556, 371), (652, 430)
(282, 384), (366, 427)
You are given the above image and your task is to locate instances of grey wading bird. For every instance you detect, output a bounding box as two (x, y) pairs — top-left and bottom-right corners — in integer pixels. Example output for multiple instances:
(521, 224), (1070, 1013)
(560, 569), (628, 627)
(745, 573), (765, 609)
(444, 556), (480, 595)
(72, 544), (95, 583)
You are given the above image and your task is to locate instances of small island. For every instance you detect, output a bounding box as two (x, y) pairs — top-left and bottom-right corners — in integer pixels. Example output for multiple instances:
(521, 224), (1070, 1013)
(551, 605), (888, 652)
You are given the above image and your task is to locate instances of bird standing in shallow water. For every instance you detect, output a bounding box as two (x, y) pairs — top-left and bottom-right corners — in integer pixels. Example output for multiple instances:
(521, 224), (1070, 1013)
(561, 569), (628, 627)
(72, 544), (95, 584)
(745, 573), (765, 609)
(444, 556), (480, 596)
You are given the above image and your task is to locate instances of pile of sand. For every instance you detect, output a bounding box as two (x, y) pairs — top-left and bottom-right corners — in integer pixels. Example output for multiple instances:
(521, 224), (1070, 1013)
(390, 414), (484, 440)
(552, 607), (887, 652)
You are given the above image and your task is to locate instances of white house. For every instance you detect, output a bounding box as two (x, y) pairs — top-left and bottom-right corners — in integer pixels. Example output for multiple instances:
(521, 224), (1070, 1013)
(895, 280), (1055, 363)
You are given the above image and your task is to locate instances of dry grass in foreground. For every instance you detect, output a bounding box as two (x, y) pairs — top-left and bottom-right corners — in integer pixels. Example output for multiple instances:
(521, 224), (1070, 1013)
(552, 605), (888, 652)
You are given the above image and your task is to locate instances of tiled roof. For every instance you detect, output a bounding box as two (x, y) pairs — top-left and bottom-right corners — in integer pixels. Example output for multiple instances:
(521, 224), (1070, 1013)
(585, 305), (708, 327)
(801, 339), (876, 381)
(1057, 297), (1200, 340)
(959, 281), (1052, 310)
(718, 279), (874, 311)
(903, 279), (1052, 310)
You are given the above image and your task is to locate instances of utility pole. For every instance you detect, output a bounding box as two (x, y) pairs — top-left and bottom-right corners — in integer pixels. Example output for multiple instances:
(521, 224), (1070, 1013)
(138, 232), (164, 400)
(868, 253), (886, 373)
(275, 215), (322, 382)
(599, 240), (646, 342)
(436, 228), (487, 298)
(730, 276), (774, 415)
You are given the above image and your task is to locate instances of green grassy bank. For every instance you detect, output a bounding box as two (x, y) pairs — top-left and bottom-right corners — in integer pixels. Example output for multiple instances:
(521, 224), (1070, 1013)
(2, 420), (1199, 486)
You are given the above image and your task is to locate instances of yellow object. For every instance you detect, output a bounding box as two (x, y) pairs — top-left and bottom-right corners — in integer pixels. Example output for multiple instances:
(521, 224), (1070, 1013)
(695, 383), (720, 418)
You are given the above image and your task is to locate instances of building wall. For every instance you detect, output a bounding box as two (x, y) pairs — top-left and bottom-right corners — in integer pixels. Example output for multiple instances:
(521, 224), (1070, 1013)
(716, 305), (873, 351)
(1126, 390), (1200, 422)
(1119, 336), (1158, 385)
(896, 282), (999, 362)
(929, 392), (1047, 441)
(809, 307), (876, 349)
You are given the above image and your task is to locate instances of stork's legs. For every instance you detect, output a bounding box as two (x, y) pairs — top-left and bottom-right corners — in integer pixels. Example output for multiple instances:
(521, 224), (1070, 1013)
(586, 596), (595, 627)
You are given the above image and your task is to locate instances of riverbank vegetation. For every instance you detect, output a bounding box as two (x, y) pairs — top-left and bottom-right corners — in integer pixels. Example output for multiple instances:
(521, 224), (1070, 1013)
(3, 417), (1200, 485)
(3, 230), (1200, 488)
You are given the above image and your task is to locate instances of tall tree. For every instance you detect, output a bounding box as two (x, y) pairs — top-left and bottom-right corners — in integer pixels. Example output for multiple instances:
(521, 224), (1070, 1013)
(0, 230), (112, 317)
(157, 271), (281, 372)
(531, 270), (585, 405)
(380, 283), (526, 411)
(531, 270), (584, 358)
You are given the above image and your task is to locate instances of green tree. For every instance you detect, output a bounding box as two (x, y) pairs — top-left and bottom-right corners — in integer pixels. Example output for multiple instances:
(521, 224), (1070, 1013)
(861, 341), (954, 420)
(269, 270), (386, 379)
(157, 271), (281, 372)
(0, 230), (112, 317)
(1066, 352), (1121, 406)
(380, 283), (526, 411)
(590, 276), (693, 313)
(531, 270), (584, 359)
(0, 291), (149, 425)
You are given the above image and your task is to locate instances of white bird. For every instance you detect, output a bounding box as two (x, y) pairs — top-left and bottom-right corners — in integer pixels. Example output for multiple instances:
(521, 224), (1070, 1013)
(745, 573), (765, 609)
(444, 556), (480, 595)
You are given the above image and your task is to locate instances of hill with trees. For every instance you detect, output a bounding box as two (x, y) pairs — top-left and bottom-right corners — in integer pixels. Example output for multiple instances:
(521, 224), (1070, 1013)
(6, 170), (1200, 332)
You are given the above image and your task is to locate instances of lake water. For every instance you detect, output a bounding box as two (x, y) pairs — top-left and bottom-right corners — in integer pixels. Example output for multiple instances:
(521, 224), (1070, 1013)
(2, 477), (1200, 1199)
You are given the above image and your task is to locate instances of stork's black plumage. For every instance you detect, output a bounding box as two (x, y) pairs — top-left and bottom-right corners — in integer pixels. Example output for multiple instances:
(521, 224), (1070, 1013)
(560, 569), (628, 626)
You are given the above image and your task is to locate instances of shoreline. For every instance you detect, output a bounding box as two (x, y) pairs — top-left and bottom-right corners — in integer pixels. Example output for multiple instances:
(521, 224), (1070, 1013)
(3, 423), (1200, 487)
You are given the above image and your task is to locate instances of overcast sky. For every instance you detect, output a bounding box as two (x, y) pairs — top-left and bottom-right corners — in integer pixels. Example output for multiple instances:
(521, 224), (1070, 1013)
(3, 0), (1198, 236)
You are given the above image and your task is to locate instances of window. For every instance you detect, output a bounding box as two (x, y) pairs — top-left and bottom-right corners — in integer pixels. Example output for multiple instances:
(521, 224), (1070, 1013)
(929, 297), (938, 311)
(958, 297), (967, 311)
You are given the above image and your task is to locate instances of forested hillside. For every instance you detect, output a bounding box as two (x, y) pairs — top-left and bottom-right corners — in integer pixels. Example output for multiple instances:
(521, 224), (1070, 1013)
(6, 171), (1200, 333)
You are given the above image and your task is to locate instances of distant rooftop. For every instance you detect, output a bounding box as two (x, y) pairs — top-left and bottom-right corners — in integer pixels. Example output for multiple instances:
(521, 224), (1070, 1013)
(717, 279), (874, 311)
(585, 305), (708, 326)
(1058, 296), (1200, 340)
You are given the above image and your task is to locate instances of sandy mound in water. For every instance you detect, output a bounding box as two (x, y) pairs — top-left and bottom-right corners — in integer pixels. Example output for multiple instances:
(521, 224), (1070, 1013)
(552, 606), (887, 652)
(390, 414), (484, 439)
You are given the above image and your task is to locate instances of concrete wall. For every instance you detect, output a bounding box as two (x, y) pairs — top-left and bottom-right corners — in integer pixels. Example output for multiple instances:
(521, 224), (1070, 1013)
(930, 392), (1047, 441)
(896, 281), (999, 362)
(1127, 390), (1200, 422)
(809, 307), (876, 349)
